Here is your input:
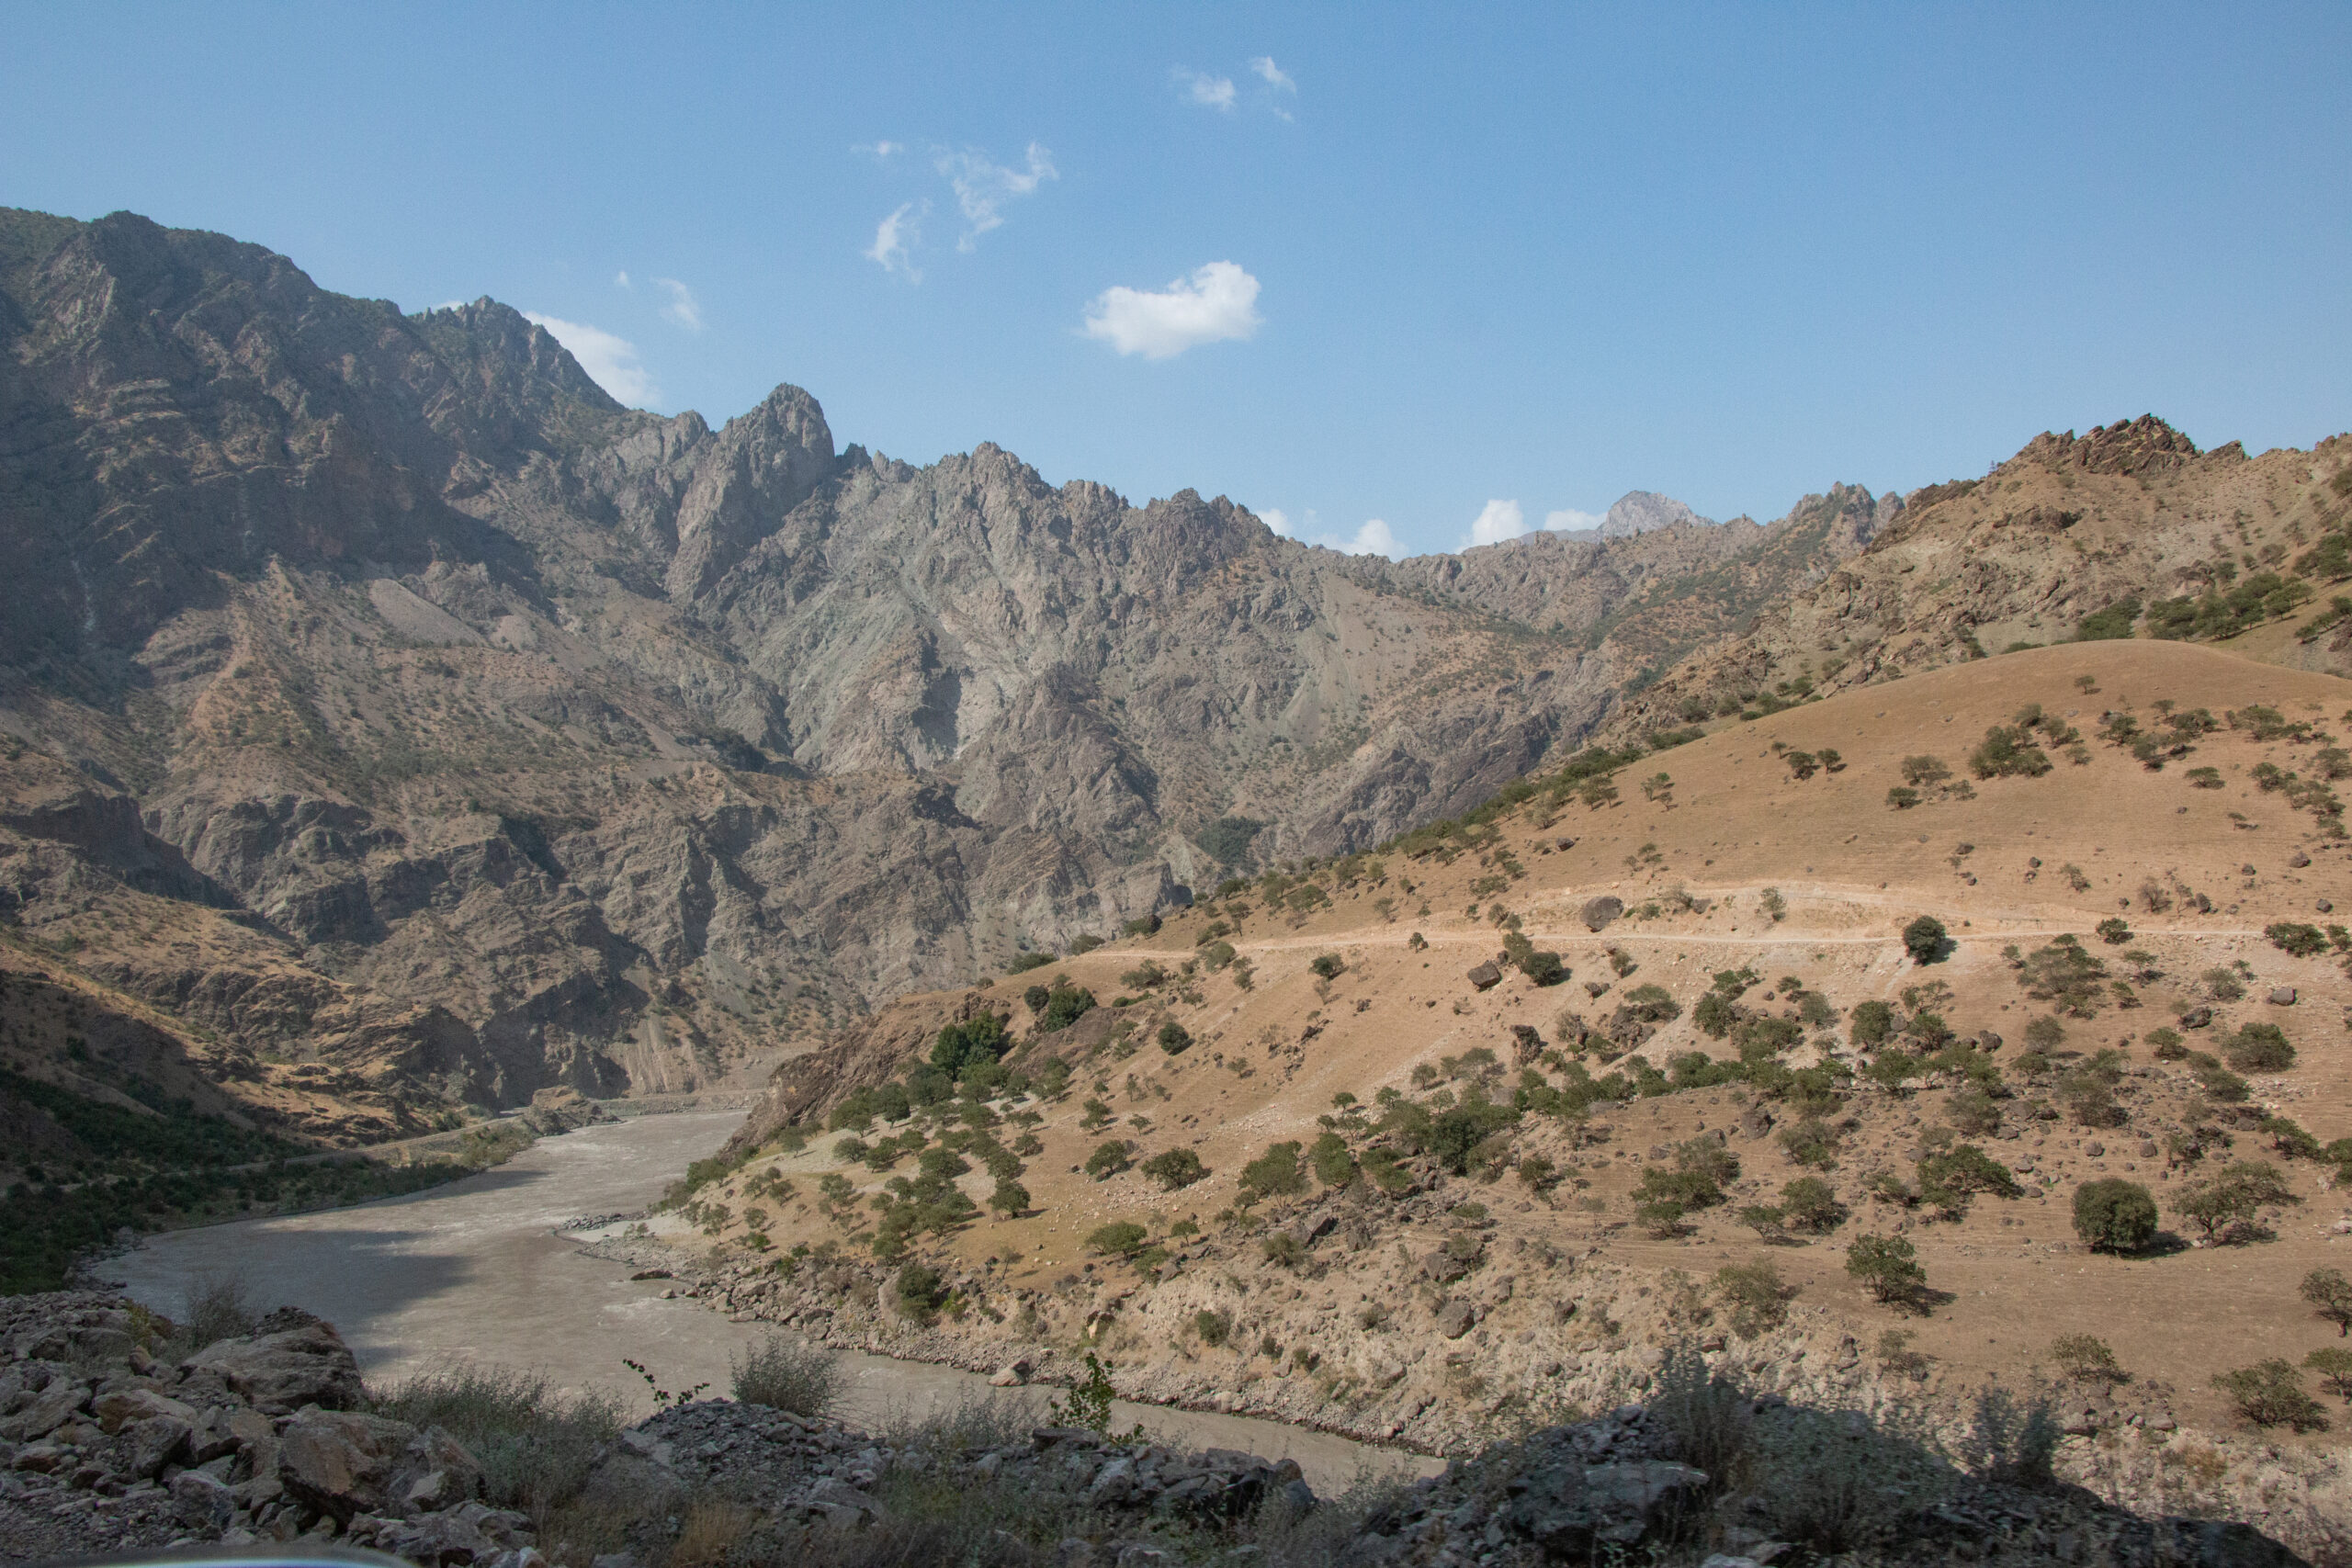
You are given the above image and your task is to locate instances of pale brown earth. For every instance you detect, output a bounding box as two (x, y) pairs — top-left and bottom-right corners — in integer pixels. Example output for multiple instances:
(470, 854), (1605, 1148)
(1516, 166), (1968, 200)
(683, 638), (2352, 1560)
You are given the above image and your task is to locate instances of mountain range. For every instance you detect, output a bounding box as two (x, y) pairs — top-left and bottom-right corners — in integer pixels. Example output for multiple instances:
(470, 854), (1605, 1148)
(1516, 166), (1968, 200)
(1, 205), (2343, 1128)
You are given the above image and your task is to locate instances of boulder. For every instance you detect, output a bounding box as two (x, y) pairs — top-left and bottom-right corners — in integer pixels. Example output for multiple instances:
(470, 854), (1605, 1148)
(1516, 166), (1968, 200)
(182, 1310), (365, 1413)
(277, 1404), (482, 1522)
(2180, 1006), (2212, 1029)
(1581, 896), (1623, 931)
(171, 1467), (236, 1530)
(2267, 987), (2296, 1006)
(0, 1377), (87, 1441)
(1467, 961), (1503, 991)
(92, 1384), (198, 1434)
(1437, 1300), (1478, 1339)
(1502, 1461), (1710, 1554)
(126, 1412), (193, 1478)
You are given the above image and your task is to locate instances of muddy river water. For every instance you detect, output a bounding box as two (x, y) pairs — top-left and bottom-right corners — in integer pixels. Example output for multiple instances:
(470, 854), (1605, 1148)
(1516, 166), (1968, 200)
(102, 1111), (1441, 1494)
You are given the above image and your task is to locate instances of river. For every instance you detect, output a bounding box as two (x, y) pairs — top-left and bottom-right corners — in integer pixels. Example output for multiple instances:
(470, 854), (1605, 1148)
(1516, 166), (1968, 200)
(101, 1111), (1441, 1494)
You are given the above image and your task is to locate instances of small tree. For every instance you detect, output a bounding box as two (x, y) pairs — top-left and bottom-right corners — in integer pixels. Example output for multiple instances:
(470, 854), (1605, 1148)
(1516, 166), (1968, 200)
(1156, 1020), (1193, 1055)
(987, 1178), (1030, 1216)
(1084, 1140), (1133, 1180)
(2095, 917), (2132, 946)
(1781, 1176), (1849, 1233)
(1846, 1234), (1928, 1311)
(2175, 1161), (2301, 1244)
(1087, 1222), (1149, 1258)
(2073, 1179), (2158, 1253)
(2212, 1360), (2332, 1431)
(1308, 1131), (1358, 1188)
(1714, 1260), (1794, 1336)
(2305, 1347), (2352, 1399)
(1308, 953), (1346, 979)
(1139, 1148), (1207, 1190)
(1238, 1140), (1307, 1200)
(2301, 1268), (2352, 1337)
(1903, 916), (1949, 964)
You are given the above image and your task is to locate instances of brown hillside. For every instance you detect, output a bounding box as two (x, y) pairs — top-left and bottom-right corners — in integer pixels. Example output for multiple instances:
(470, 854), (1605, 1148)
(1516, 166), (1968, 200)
(677, 639), (2351, 1552)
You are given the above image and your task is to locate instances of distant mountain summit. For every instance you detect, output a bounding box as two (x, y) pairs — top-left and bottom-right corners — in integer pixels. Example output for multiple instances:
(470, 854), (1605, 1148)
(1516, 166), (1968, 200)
(1600, 490), (1715, 537)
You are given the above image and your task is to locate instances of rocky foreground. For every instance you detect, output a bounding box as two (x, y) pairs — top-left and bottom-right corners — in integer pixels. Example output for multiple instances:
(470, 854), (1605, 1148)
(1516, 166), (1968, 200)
(0, 1290), (2325, 1567)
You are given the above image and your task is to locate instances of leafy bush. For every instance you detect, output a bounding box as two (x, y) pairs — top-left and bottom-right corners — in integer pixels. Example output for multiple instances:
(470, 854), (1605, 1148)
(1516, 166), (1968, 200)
(1716, 1260), (1795, 1336)
(2073, 1179), (2157, 1253)
(1084, 1141), (1132, 1179)
(2301, 1268), (2352, 1337)
(895, 1264), (948, 1315)
(1308, 1131), (1358, 1188)
(1086, 1222), (1149, 1258)
(1261, 1232), (1302, 1267)
(1846, 1235), (1928, 1310)
(1006, 951), (1057, 974)
(2175, 1161), (2301, 1243)
(2267, 921), (2329, 957)
(374, 1365), (622, 1529)
(730, 1334), (844, 1416)
(1781, 1176), (1849, 1233)
(1969, 725), (2053, 779)
(1139, 1147), (1207, 1190)
(1193, 1309), (1231, 1347)
(2212, 1360), (2331, 1431)
(1308, 953), (1346, 979)
(2095, 917), (2132, 945)
(2075, 598), (2141, 640)
(1238, 1140), (1306, 1199)
(2223, 1022), (2296, 1072)
(1917, 1144), (2020, 1215)
(2050, 1334), (2128, 1386)
(987, 1178), (1030, 1215)
(1038, 985), (1097, 1032)
(1849, 1000), (1894, 1047)
(1156, 1020), (1193, 1055)
(1620, 983), (1681, 1021)
(1902, 916), (1948, 964)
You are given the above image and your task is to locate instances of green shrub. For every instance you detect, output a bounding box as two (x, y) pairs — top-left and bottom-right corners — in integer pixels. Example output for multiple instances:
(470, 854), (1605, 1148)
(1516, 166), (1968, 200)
(2072, 1179), (2157, 1253)
(987, 1178), (1030, 1215)
(895, 1264), (948, 1315)
(730, 1334), (844, 1416)
(1620, 983), (1681, 1022)
(1039, 984), (1097, 1032)
(1308, 953), (1345, 979)
(2301, 1268), (2352, 1337)
(1849, 1000), (1894, 1047)
(1781, 1177), (1848, 1233)
(1902, 916), (1949, 964)
(1006, 951), (1057, 974)
(2095, 917), (2132, 945)
(1156, 1020), (1193, 1055)
(2267, 921), (2329, 957)
(1846, 1235), (1928, 1310)
(2175, 1160), (2300, 1243)
(2304, 1347), (2352, 1398)
(2050, 1334), (2128, 1385)
(932, 1012), (1012, 1078)
(1084, 1141), (1132, 1179)
(1308, 1131), (1357, 1187)
(1193, 1309), (1232, 1347)
(2075, 598), (2142, 640)
(1969, 726), (2053, 779)
(1087, 1222), (1149, 1258)
(374, 1366), (622, 1529)
(1139, 1148), (1207, 1190)
(2224, 1022), (2296, 1072)
(1261, 1232), (1302, 1267)
(2212, 1359), (2331, 1431)
(1715, 1260), (1794, 1336)
(1238, 1140), (1306, 1199)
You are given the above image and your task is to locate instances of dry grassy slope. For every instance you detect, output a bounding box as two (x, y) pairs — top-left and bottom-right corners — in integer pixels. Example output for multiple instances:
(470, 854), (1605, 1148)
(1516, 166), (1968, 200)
(719, 638), (2352, 1450)
(1608, 419), (2352, 741)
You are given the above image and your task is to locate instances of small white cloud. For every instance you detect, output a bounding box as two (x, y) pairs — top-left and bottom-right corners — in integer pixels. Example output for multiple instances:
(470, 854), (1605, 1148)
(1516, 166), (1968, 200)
(431, 299), (467, 312)
(1082, 261), (1262, 359)
(854, 140), (905, 159)
(614, 270), (631, 288)
(1250, 56), (1295, 92)
(1544, 507), (1605, 531)
(1468, 499), (1529, 547)
(1344, 519), (1399, 558)
(524, 312), (656, 406)
(1259, 507), (1293, 536)
(937, 142), (1057, 251)
(1176, 69), (1237, 110)
(865, 201), (926, 281)
(653, 277), (702, 332)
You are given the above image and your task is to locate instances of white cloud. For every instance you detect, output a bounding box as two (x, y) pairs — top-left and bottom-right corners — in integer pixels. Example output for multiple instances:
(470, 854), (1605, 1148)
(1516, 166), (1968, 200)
(1176, 69), (1237, 110)
(937, 142), (1057, 251)
(1250, 56), (1295, 92)
(524, 312), (656, 407)
(431, 299), (467, 311)
(1467, 499), (1529, 547)
(1259, 507), (1293, 536)
(854, 140), (905, 159)
(1082, 261), (1262, 359)
(1343, 519), (1399, 558)
(1544, 507), (1604, 531)
(653, 276), (702, 332)
(614, 270), (631, 288)
(865, 201), (925, 281)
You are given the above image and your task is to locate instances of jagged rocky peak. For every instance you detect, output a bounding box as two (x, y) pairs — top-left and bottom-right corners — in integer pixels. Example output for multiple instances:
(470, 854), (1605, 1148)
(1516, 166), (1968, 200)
(1599, 490), (1716, 537)
(2016, 413), (2205, 477)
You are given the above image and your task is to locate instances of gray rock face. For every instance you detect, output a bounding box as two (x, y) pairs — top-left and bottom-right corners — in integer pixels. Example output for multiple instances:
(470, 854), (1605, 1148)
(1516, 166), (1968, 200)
(179, 1310), (365, 1414)
(1600, 491), (1714, 538)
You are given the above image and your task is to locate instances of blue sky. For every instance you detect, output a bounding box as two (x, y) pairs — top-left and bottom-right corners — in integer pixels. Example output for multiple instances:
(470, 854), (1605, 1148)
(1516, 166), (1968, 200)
(6, 4), (2348, 558)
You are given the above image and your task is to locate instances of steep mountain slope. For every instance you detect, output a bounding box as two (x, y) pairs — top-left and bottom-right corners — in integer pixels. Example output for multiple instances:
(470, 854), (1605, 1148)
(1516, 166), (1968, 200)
(685, 638), (2352, 1559)
(1606, 417), (2352, 739)
(0, 207), (1901, 1115)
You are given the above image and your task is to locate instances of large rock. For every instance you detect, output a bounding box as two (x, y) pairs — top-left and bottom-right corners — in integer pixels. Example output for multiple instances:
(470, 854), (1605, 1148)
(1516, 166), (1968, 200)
(277, 1404), (482, 1522)
(1580, 896), (1623, 931)
(181, 1309), (365, 1414)
(1502, 1461), (1711, 1554)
